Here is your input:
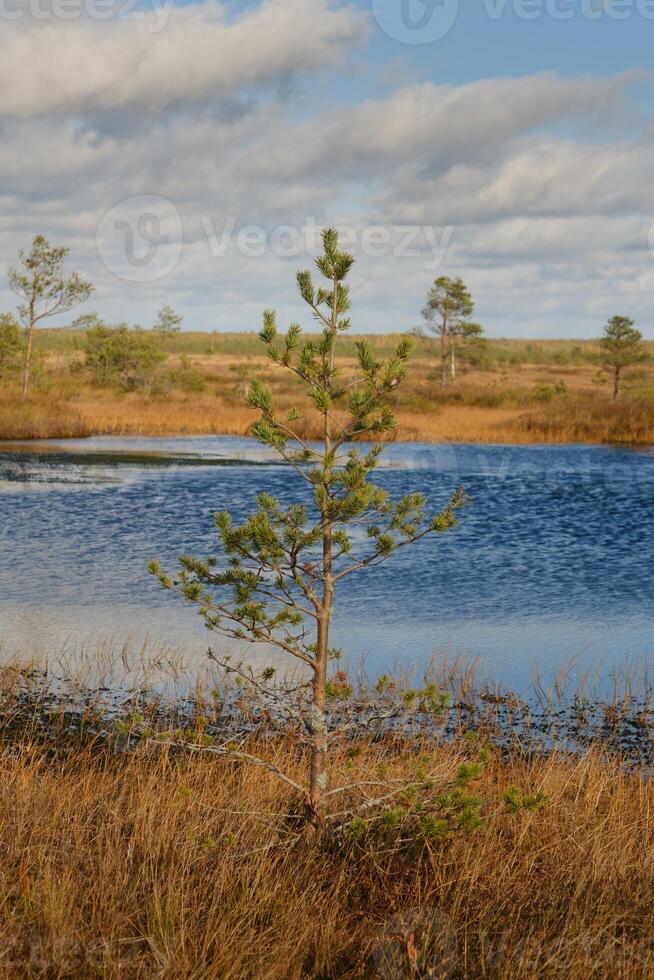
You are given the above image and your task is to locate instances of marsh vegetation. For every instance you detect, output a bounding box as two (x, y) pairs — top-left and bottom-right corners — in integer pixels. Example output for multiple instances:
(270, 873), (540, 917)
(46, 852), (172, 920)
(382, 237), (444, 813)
(1, 328), (654, 444)
(1, 652), (653, 978)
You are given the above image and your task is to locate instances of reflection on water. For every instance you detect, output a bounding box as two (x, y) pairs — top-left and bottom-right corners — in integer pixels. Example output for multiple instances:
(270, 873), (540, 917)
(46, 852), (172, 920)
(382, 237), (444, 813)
(1, 435), (653, 690)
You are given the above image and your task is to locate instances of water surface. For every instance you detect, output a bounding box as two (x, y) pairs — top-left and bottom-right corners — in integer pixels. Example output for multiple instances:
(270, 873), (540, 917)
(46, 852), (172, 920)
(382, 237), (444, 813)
(1, 435), (652, 690)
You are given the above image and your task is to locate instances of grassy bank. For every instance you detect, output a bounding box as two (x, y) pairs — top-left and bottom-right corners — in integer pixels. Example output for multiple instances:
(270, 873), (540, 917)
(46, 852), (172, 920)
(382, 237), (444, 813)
(1, 330), (654, 444)
(1, 658), (654, 977)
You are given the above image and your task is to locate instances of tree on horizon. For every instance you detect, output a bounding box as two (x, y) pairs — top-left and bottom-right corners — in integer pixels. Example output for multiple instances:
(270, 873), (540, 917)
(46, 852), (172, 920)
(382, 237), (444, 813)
(422, 276), (479, 384)
(154, 303), (183, 334)
(600, 315), (646, 401)
(9, 235), (93, 399)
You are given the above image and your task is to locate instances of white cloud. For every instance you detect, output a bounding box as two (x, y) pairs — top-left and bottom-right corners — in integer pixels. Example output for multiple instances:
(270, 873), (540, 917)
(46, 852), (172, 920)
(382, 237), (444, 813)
(287, 72), (635, 176)
(0, 28), (652, 338)
(0, 0), (366, 117)
(373, 137), (654, 226)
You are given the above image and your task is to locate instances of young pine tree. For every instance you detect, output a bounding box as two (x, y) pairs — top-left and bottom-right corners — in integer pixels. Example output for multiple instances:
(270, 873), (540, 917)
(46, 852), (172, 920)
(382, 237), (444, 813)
(600, 315), (646, 401)
(151, 229), (465, 824)
(449, 319), (485, 381)
(154, 303), (183, 334)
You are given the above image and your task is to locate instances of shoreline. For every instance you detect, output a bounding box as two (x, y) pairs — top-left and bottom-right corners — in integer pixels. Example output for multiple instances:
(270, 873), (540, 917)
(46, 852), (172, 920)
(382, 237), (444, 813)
(3, 652), (654, 767)
(1, 421), (653, 450)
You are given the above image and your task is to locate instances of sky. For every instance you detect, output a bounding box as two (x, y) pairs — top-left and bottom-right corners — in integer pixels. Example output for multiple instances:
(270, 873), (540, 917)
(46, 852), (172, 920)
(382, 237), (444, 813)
(1, 0), (654, 336)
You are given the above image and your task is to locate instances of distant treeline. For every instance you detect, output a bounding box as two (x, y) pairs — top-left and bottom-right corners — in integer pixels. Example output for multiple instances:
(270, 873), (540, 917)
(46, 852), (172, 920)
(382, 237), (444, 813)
(31, 326), (653, 367)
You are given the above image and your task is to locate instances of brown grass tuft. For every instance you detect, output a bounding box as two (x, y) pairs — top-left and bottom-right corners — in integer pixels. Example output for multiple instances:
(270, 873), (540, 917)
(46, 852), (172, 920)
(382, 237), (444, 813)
(516, 391), (654, 444)
(0, 705), (653, 976)
(0, 398), (90, 440)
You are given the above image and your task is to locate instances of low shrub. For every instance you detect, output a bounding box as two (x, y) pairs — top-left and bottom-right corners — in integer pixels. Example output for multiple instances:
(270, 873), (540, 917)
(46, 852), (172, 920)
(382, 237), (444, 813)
(84, 325), (166, 392)
(167, 354), (207, 393)
(0, 314), (23, 378)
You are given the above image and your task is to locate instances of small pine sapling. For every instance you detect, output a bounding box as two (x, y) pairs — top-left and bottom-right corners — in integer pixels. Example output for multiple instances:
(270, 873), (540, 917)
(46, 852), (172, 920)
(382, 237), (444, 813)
(151, 228), (465, 824)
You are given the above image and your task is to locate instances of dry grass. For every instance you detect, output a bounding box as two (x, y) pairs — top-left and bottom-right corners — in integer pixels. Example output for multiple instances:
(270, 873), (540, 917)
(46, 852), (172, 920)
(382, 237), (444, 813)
(0, 399), (90, 440)
(64, 392), (256, 438)
(1, 685), (654, 978)
(517, 390), (654, 444)
(5, 389), (654, 446)
(2, 335), (654, 444)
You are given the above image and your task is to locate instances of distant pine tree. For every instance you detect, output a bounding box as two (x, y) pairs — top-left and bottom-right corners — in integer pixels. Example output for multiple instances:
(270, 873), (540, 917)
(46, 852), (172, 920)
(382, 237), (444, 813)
(422, 276), (479, 384)
(600, 316), (646, 401)
(0, 313), (23, 378)
(154, 304), (183, 334)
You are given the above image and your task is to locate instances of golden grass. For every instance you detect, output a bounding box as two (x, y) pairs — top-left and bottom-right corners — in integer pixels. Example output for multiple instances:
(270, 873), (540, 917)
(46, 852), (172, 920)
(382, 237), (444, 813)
(2, 341), (653, 444)
(1, 718), (653, 978)
(517, 391), (654, 444)
(0, 398), (90, 440)
(69, 392), (255, 438)
(394, 405), (535, 444)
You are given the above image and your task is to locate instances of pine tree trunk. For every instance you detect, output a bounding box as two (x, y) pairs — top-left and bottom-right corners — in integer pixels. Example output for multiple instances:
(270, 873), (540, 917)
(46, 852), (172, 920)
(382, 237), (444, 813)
(22, 314), (35, 400)
(308, 603), (330, 824)
(307, 280), (336, 826)
(613, 366), (620, 401)
(450, 339), (456, 382)
(440, 314), (448, 385)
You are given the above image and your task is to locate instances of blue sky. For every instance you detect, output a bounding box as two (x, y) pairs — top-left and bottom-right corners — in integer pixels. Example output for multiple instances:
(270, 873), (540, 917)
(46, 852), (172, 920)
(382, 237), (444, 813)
(0, 0), (653, 336)
(364, 6), (647, 81)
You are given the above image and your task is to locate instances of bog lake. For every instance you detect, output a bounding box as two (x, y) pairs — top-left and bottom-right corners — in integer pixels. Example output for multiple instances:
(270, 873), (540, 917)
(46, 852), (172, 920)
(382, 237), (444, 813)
(1, 435), (653, 695)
